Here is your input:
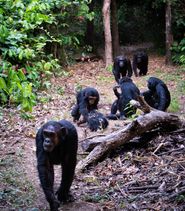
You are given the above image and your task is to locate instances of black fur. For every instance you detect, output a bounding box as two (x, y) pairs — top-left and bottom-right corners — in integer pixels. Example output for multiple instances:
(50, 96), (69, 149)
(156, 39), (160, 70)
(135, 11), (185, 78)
(132, 50), (148, 77)
(107, 77), (140, 120)
(36, 120), (78, 211)
(87, 110), (109, 131)
(71, 87), (99, 122)
(142, 77), (171, 111)
(112, 55), (133, 83)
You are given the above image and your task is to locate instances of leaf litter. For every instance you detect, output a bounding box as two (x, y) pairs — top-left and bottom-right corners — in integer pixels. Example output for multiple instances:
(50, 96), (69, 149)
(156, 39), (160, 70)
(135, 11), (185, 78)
(0, 55), (185, 210)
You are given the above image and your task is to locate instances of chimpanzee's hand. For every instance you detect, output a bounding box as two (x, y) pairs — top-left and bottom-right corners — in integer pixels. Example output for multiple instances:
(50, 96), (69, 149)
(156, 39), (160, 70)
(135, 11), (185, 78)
(113, 85), (120, 91)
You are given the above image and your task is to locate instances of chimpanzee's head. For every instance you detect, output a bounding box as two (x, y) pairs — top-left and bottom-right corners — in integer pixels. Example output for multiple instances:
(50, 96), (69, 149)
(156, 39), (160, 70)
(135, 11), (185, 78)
(42, 123), (68, 152)
(116, 56), (127, 68)
(84, 88), (99, 106)
(119, 76), (132, 84)
(147, 77), (164, 91)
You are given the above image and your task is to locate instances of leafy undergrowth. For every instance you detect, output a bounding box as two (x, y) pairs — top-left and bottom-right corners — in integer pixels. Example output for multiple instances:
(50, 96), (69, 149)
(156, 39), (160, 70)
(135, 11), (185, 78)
(0, 55), (185, 211)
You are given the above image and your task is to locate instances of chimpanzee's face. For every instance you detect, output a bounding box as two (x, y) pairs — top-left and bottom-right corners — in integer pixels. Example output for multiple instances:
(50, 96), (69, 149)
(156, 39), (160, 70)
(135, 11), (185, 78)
(88, 96), (97, 105)
(43, 126), (59, 152)
(118, 58), (126, 68)
(137, 55), (142, 63)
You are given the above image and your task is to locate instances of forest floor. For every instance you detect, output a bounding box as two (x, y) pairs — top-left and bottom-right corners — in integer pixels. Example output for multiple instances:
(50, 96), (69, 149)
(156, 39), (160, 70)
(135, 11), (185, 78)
(0, 54), (185, 211)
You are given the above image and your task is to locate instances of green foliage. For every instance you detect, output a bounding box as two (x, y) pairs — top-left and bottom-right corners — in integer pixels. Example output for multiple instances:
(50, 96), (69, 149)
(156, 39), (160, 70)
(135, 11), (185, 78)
(0, 0), (92, 110)
(0, 61), (36, 111)
(171, 38), (185, 65)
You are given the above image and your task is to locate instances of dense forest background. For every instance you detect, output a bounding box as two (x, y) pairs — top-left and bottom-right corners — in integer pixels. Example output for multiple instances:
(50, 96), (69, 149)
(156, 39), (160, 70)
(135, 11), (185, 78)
(0, 1), (185, 210)
(0, 0), (184, 112)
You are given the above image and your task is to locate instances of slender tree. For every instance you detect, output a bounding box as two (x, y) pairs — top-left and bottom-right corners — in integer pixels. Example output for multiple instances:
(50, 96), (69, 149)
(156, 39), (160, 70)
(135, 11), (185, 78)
(165, 0), (173, 64)
(102, 0), (113, 67)
(111, 0), (120, 58)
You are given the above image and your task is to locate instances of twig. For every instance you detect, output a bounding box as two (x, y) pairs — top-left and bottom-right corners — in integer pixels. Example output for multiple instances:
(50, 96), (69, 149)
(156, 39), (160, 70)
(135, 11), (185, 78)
(169, 128), (185, 134)
(153, 143), (164, 154)
(128, 185), (159, 191)
(158, 147), (185, 156)
(116, 183), (127, 197)
(169, 189), (185, 199)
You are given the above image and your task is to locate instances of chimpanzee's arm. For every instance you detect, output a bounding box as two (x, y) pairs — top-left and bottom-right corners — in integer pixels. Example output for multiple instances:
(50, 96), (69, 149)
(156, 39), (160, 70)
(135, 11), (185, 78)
(78, 99), (89, 121)
(113, 85), (120, 99)
(36, 131), (59, 210)
(112, 63), (120, 83)
(127, 59), (133, 77)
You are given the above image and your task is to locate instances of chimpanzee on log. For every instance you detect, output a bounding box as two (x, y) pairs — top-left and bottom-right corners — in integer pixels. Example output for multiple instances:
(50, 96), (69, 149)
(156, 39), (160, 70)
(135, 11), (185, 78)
(142, 77), (171, 111)
(87, 110), (109, 131)
(132, 50), (148, 77)
(71, 87), (100, 124)
(112, 55), (133, 83)
(36, 120), (78, 211)
(107, 77), (140, 120)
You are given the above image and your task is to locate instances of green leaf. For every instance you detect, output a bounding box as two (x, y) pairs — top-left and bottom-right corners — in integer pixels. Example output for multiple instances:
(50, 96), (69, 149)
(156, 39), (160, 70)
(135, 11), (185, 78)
(17, 69), (26, 81)
(18, 50), (24, 60)
(44, 62), (51, 71)
(0, 77), (7, 89)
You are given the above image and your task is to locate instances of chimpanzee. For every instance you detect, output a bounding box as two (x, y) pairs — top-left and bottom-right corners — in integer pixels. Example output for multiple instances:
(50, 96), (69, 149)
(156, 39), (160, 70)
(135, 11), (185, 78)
(107, 77), (140, 120)
(142, 77), (171, 111)
(132, 50), (148, 77)
(36, 120), (78, 211)
(112, 55), (133, 83)
(87, 110), (109, 131)
(71, 87), (100, 124)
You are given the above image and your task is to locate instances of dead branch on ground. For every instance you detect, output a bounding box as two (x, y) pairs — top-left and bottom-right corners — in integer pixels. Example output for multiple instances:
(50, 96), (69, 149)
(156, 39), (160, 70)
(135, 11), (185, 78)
(76, 96), (183, 173)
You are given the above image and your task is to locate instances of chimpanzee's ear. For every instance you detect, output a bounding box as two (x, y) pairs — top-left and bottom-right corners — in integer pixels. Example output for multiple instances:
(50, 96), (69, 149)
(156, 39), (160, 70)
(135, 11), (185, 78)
(59, 127), (68, 136)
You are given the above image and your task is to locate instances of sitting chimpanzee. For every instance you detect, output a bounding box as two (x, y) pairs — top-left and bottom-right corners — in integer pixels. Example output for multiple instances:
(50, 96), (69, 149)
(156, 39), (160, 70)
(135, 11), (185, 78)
(107, 77), (140, 120)
(36, 120), (78, 211)
(87, 110), (109, 131)
(132, 50), (148, 77)
(142, 77), (171, 111)
(71, 87), (100, 124)
(112, 55), (133, 83)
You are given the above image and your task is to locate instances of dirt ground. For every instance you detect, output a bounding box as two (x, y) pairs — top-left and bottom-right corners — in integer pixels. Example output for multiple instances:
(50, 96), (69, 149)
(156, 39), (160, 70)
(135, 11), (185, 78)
(0, 55), (185, 211)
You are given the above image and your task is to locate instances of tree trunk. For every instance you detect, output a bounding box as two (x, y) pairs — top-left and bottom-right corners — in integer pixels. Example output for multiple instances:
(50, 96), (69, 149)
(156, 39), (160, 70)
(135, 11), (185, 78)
(165, 1), (173, 65)
(102, 0), (113, 67)
(111, 0), (120, 58)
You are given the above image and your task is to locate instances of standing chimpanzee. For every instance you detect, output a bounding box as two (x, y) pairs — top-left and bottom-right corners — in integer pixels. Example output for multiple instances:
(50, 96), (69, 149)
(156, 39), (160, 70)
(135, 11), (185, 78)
(132, 50), (148, 77)
(87, 110), (109, 131)
(36, 120), (78, 211)
(112, 55), (133, 83)
(107, 77), (140, 120)
(71, 87), (99, 124)
(142, 77), (171, 111)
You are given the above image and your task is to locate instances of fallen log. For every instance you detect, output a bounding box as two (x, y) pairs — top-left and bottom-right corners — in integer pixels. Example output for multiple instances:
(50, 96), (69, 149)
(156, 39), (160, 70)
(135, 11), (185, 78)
(76, 96), (183, 173)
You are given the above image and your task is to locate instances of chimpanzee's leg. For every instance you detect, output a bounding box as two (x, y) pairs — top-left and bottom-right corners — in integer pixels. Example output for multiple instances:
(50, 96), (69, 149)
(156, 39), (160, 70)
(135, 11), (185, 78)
(71, 104), (80, 121)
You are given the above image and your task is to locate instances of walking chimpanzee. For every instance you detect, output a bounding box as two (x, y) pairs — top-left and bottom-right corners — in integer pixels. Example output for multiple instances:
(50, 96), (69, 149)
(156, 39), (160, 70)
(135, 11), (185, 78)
(36, 120), (78, 211)
(112, 55), (133, 83)
(107, 77), (140, 120)
(132, 50), (148, 77)
(142, 77), (171, 111)
(71, 87), (99, 124)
